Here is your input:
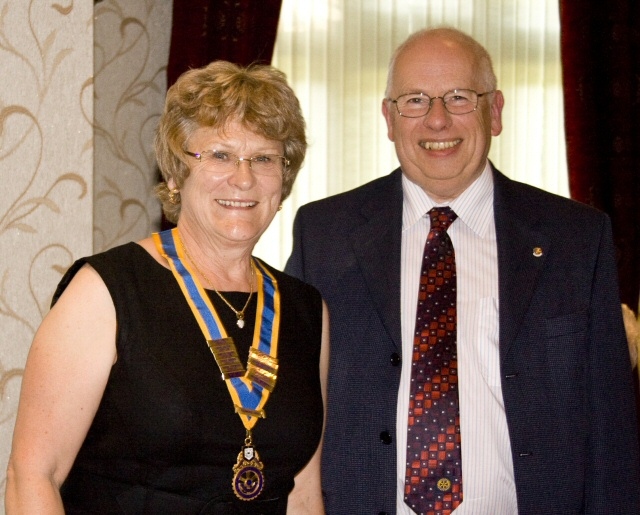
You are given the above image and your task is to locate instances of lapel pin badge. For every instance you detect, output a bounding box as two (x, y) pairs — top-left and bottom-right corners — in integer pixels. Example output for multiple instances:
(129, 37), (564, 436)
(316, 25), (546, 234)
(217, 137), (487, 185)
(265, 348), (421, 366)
(532, 247), (543, 257)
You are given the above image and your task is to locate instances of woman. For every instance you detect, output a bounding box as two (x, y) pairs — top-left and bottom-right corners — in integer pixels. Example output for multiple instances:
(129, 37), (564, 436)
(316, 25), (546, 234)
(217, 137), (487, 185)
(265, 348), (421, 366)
(6, 61), (328, 514)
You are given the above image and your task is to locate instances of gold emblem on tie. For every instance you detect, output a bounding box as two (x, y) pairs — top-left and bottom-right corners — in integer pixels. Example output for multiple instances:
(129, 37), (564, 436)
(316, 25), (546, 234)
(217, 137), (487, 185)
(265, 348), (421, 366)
(437, 477), (452, 492)
(533, 247), (543, 257)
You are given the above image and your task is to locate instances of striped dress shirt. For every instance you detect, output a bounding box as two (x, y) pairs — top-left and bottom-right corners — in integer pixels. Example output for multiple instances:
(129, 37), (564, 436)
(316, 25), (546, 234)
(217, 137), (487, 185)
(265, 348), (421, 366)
(396, 163), (518, 514)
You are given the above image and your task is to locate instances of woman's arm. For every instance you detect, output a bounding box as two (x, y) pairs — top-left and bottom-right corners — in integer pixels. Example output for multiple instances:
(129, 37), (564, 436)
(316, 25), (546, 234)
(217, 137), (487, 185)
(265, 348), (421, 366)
(287, 300), (329, 514)
(5, 264), (117, 514)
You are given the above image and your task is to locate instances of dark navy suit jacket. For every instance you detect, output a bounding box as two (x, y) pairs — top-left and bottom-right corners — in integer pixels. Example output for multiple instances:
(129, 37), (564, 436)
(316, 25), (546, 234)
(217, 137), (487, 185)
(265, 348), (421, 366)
(285, 166), (640, 515)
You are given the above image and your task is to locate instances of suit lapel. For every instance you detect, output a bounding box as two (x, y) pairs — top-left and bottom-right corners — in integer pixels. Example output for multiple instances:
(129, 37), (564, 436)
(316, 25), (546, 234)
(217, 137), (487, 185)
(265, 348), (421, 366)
(346, 167), (547, 357)
(493, 170), (549, 359)
(352, 170), (404, 350)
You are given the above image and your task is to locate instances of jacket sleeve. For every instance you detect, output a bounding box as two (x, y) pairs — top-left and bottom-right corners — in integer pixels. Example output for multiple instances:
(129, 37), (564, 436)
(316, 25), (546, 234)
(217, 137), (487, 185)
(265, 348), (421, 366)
(284, 207), (306, 281)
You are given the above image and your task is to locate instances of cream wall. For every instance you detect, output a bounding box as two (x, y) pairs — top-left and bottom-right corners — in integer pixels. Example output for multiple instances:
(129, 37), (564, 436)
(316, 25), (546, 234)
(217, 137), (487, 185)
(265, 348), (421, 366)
(93, 0), (169, 252)
(0, 0), (171, 507)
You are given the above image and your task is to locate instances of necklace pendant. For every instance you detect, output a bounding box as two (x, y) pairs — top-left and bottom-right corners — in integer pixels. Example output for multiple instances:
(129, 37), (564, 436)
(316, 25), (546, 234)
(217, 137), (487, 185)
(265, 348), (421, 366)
(236, 311), (246, 329)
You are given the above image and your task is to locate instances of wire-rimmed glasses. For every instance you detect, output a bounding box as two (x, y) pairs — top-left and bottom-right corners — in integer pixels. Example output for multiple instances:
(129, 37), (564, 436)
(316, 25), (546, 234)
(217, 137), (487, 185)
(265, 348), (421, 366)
(388, 89), (495, 118)
(184, 150), (289, 177)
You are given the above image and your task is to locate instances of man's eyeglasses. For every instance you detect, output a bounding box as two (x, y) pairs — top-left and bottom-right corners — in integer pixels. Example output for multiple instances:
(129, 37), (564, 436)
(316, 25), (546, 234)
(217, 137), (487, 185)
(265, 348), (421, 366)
(388, 89), (495, 118)
(184, 150), (289, 177)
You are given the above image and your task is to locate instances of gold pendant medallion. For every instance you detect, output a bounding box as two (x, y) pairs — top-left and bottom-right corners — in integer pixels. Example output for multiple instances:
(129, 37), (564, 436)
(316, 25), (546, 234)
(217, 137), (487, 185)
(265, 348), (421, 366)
(232, 431), (264, 501)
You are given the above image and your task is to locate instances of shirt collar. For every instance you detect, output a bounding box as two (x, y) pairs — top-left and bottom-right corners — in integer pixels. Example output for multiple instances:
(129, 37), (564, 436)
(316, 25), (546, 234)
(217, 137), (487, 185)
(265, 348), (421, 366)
(402, 161), (494, 237)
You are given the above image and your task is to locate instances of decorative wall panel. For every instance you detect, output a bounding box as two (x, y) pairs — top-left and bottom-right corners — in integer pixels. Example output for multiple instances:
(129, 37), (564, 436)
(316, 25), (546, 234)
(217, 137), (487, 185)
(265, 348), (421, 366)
(0, 0), (94, 504)
(0, 1), (171, 507)
(93, 0), (169, 251)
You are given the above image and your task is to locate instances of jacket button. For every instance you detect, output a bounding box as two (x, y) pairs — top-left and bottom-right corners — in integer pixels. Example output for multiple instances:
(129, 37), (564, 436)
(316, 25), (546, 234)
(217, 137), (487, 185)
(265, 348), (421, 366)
(390, 352), (401, 366)
(380, 431), (392, 445)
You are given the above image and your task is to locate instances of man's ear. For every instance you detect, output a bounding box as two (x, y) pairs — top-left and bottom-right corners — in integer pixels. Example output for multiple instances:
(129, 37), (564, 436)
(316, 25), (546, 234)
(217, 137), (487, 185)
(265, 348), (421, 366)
(382, 98), (395, 142)
(490, 90), (505, 137)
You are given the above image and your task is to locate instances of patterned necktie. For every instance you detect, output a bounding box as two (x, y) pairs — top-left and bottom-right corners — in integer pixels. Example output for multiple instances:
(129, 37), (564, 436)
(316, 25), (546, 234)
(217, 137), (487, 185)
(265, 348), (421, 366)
(405, 206), (462, 515)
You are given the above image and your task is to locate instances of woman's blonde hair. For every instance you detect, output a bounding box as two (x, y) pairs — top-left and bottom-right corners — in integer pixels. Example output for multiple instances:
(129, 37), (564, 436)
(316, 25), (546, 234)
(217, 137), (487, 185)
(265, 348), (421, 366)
(154, 61), (307, 223)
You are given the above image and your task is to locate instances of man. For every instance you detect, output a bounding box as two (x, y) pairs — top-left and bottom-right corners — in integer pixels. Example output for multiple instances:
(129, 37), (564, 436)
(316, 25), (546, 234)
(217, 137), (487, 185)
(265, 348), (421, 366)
(285, 27), (640, 514)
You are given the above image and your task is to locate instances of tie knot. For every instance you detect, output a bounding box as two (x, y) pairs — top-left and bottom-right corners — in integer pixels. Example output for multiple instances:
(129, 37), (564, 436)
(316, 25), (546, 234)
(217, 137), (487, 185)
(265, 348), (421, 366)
(428, 206), (457, 232)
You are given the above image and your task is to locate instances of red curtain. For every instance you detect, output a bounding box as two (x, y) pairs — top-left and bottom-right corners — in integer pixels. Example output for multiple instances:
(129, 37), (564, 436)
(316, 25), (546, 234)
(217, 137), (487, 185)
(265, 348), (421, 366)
(560, 1), (640, 310)
(167, 0), (283, 86)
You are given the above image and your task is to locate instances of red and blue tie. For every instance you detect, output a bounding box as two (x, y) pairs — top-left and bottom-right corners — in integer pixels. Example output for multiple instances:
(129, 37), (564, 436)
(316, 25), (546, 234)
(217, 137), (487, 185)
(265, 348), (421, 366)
(405, 206), (462, 515)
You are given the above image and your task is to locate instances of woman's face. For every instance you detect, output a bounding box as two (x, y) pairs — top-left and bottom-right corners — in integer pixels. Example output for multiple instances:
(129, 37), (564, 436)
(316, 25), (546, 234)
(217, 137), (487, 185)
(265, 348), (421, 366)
(171, 121), (284, 249)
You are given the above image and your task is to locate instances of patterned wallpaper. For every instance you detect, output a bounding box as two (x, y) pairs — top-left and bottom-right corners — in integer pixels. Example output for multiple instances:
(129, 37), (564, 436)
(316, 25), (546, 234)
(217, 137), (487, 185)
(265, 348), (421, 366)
(0, 0), (171, 506)
(93, 0), (167, 251)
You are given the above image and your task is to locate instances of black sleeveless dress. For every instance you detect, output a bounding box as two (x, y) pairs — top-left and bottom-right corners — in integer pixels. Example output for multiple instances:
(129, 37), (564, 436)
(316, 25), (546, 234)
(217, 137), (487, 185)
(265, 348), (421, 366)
(53, 243), (324, 514)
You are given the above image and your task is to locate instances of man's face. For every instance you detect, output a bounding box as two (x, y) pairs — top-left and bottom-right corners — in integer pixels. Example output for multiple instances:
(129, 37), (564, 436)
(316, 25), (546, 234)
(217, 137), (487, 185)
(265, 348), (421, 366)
(382, 35), (504, 201)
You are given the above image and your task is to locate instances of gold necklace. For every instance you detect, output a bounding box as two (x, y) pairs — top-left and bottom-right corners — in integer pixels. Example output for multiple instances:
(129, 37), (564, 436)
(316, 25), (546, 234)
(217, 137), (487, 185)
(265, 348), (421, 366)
(179, 238), (255, 329)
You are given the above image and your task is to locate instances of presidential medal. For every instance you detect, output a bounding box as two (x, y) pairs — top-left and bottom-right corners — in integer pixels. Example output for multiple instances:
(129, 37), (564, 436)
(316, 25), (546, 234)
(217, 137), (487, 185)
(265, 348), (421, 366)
(154, 230), (280, 503)
(232, 432), (265, 501)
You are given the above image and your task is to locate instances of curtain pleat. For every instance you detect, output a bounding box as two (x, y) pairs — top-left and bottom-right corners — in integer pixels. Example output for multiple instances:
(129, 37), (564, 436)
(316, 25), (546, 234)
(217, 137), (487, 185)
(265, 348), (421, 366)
(560, 0), (640, 310)
(167, 0), (283, 85)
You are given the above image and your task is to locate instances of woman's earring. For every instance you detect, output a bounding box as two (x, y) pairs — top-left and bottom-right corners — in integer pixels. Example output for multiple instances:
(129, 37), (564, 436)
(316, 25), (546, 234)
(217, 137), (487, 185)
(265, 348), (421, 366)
(277, 204), (283, 211)
(168, 189), (180, 205)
